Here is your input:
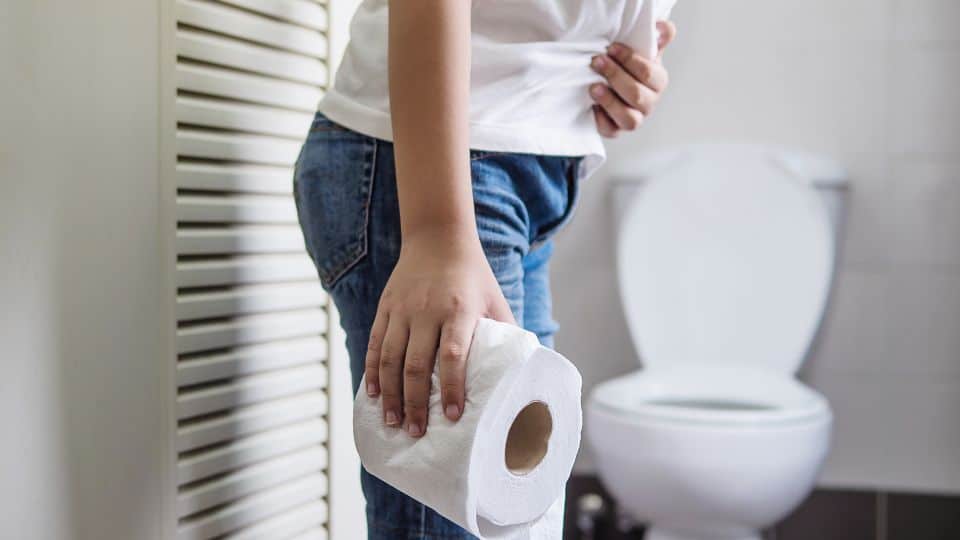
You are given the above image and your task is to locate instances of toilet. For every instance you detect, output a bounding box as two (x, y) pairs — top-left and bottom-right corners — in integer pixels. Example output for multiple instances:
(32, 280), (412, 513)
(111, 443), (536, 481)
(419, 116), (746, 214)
(586, 144), (848, 540)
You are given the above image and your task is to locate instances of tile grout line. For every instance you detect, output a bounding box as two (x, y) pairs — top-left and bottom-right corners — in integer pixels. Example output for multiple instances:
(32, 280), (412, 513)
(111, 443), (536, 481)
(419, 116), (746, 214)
(876, 491), (888, 540)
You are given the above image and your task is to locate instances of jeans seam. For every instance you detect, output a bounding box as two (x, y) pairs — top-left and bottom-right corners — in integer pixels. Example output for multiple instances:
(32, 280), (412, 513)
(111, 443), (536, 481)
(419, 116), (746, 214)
(292, 148), (310, 262)
(321, 136), (378, 287)
(531, 156), (581, 248)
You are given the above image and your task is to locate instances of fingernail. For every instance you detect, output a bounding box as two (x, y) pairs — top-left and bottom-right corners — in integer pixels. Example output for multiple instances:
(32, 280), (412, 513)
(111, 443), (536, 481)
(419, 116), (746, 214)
(385, 410), (399, 426)
(590, 85), (605, 98)
(608, 43), (623, 56)
(407, 422), (422, 437)
(366, 382), (378, 396)
(591, 56), (605, 69)
(445, 403), (460, 420)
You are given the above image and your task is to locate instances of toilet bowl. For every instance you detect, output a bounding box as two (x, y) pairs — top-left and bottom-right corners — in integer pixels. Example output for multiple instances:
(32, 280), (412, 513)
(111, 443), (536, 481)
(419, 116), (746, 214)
(586, 145), (847, 540)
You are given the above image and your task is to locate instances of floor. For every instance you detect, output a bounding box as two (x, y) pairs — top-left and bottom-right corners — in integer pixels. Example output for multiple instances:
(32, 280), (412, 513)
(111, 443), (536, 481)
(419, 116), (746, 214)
(563, 475), (960, 540)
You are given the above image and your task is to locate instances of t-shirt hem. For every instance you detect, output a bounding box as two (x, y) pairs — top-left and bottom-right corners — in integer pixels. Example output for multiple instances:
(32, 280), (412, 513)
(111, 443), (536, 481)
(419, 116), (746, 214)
(319, 89), (606, 180)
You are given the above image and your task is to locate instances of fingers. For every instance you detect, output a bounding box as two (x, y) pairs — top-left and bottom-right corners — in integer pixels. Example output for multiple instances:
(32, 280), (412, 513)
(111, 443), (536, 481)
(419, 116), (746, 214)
(364, 310), (388, 397)
(593, 105), (619, 138)
(378, 316), (409, 427)
(402, 321), (440, 437)
(438, 316), (474, 422)
(590, 54), (660, 115)
(589, 83), (644, 131)
(656, 20), (677, 59)
(604, 44), (669, 93)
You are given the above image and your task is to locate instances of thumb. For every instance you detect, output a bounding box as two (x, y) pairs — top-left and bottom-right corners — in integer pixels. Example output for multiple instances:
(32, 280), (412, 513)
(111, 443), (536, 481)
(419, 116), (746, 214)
(656, 20), (677, 61)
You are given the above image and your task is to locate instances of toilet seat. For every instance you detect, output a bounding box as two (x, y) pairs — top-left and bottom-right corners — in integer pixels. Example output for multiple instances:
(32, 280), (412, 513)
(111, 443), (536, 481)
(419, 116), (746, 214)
(591, 366), (829, 427)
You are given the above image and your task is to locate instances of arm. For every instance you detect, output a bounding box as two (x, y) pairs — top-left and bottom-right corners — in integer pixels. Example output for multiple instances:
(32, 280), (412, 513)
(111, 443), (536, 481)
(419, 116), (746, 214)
(389, 1), (473, 237)
(363, 1), (514, 438)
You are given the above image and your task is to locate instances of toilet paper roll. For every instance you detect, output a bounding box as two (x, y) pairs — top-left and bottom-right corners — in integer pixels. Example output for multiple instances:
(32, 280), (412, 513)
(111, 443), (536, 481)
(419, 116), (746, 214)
(354, 318), (583, 539)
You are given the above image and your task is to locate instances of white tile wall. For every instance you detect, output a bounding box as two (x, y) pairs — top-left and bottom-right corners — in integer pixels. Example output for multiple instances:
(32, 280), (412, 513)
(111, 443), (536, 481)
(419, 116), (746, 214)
(836, 153), (894, 266)
(810, 372), (960, 493)
(677, 0), (893, 45)
(889, 158), (960, 266)
(554, 0), (960, 492)
(770, 42), (889, 153)
(803, 269), (892, 374)
(885, 269), (960, 378)
(893, 0), (960, 43)
(889, 48), (960, 154)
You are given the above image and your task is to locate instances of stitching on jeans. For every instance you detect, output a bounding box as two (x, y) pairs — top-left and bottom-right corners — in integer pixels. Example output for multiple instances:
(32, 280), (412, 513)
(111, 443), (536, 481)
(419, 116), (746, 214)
(531, 156), (581, 247)
(323, 137), (378, 287)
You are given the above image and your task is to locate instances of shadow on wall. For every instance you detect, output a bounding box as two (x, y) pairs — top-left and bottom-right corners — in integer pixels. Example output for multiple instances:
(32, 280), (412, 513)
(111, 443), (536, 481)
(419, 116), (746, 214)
(1, 0), (168, 538)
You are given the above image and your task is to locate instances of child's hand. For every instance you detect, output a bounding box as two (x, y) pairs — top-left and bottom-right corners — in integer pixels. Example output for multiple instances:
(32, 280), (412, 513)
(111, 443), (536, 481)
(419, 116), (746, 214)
(589, 20), (678, 138)
(363, 227), (515, 438)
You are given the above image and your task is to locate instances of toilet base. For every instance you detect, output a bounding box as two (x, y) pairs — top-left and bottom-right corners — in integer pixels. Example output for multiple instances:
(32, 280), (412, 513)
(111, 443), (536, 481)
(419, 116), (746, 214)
(645, 526), (761, 540)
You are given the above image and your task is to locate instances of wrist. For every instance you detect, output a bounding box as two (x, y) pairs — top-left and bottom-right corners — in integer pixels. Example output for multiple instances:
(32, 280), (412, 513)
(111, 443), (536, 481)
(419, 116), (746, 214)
(401, 220), (481, 254)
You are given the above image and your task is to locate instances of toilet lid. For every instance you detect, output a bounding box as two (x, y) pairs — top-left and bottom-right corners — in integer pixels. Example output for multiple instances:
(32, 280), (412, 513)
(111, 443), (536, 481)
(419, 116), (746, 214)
(617, 148), (833, 374)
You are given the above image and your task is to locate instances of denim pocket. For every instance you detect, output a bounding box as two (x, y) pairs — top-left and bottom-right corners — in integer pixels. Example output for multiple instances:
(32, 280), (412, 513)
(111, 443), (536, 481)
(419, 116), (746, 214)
(294, 114), (377, 289)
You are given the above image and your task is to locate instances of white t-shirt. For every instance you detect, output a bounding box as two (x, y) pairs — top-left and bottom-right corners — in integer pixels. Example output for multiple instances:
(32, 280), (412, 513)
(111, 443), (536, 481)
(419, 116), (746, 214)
(319, 0), (676, 180)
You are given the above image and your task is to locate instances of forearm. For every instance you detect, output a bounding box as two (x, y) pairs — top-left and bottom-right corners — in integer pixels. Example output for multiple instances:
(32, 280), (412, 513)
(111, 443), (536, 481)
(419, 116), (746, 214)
(388, 1), (474, 242)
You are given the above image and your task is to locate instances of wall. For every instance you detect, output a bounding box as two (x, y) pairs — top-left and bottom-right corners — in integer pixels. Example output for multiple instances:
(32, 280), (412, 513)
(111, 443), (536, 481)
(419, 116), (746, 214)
(326, 1), (369, 538)
(0, 1), (168, 539)
(553, 0), (960, 493)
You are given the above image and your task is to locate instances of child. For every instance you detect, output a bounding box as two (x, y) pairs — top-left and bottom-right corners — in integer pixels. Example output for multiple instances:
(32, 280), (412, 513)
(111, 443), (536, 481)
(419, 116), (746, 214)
(294, 2), (676, 537)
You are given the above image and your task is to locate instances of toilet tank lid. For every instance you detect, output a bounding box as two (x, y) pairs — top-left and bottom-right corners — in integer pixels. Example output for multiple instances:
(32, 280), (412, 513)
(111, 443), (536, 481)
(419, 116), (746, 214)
(608, 143), (849, 188)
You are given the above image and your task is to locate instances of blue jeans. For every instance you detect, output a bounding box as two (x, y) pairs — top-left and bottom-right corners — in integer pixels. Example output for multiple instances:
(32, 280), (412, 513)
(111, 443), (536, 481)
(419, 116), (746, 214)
(294, 112), (581, 539)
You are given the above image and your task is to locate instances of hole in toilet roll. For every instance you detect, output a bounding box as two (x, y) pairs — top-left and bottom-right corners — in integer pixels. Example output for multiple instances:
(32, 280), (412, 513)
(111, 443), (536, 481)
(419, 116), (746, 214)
(504, 401), (552, 475)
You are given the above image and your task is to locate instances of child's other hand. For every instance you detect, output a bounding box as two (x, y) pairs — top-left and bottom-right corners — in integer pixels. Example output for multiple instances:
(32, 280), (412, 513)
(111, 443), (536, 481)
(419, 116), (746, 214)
(589, 20), (677, 138)
(363, 227), (515, 438)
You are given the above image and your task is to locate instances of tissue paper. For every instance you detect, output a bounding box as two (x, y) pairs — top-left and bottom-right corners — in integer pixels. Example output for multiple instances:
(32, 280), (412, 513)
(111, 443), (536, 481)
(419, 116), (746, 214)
(354, 319), (583, 539)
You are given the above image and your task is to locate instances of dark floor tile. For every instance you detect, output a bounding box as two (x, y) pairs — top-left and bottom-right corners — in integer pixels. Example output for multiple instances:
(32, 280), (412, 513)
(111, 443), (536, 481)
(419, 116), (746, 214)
(887, 492), (960, 540)
(565, 475), (607, 540)
(564, 474), (645, 540)
(776, 489), (877, 540)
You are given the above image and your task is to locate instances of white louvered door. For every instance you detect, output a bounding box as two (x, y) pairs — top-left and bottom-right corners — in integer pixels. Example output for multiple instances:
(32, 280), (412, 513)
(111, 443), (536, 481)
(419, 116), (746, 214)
(168, 1), (334, 538)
